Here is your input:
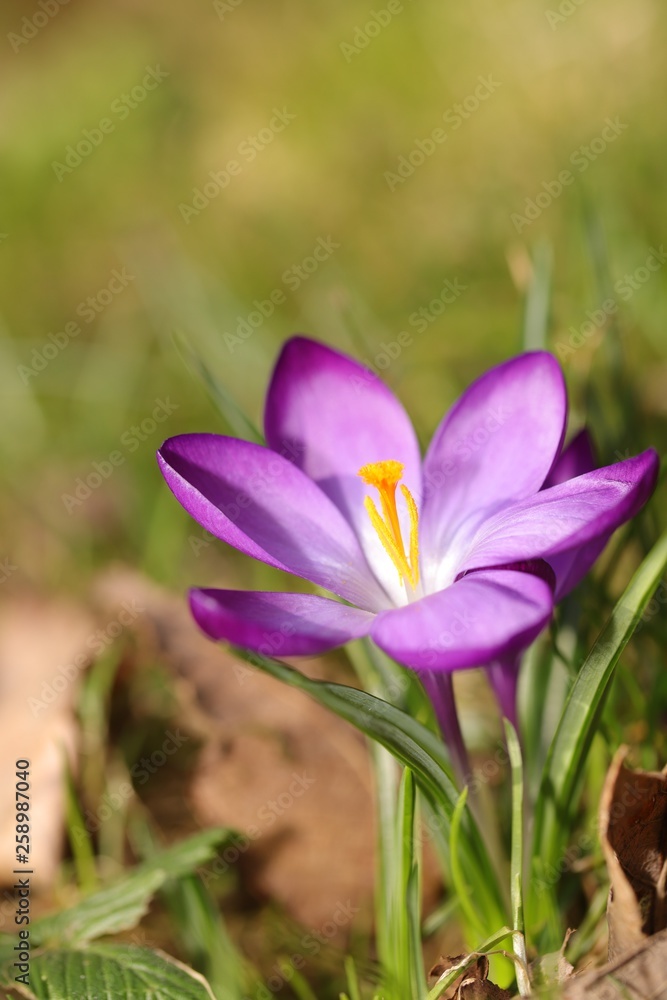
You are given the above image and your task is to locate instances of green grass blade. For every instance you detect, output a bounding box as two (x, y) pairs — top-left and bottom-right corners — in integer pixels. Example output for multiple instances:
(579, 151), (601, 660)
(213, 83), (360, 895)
(64, 764), (99, 895)
(424, 926), (514, 1000)
(522, 240), (552, 351)
(172, 331), (263, 443)
(533, 529), (667, 875)
(448, 788), (485, 939)
(234, 647), (508, 931)
(32, 829), (230, 947)
(393, 768), (427, 998)
(343, 956), (362, 1000)
(504, 720), (530, 996)
(281, 962), (319, 1000)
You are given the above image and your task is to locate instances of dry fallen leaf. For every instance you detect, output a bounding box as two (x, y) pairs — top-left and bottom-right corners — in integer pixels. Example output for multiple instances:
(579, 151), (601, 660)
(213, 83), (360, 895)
(428, 954), (512, 999)
(563, 926), (667, 999)
(531, 928), (575, 988)
(0, 596), (93, 894)
(600, 746), (667, 960)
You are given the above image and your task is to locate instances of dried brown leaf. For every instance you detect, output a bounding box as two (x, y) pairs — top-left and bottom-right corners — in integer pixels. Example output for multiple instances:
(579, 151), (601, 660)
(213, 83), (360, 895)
(600, 746), (667, 960)
(428, 954), (512, 999)
(563, 926), (667, 999)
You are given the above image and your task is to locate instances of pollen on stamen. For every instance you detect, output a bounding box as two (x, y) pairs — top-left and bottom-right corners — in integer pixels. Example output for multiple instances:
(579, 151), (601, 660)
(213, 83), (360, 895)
(358, 459), (420, 591)
(358, 459), (404, 490)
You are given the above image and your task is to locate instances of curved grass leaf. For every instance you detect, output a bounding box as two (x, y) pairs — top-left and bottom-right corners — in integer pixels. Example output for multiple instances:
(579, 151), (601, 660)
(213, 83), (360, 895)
(22, 945), (215, 1000)
(31, 828), (230, 947)
(234, 648), (508, 929)
(173, 331), (263, 443)
(533, 529), (667, 872)
(522, 240), (552, 351)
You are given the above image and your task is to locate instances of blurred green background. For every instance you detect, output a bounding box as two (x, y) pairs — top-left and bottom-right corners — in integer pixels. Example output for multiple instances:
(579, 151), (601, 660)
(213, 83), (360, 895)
(2, 0), (667, 991)
(2, 0), (666, 596)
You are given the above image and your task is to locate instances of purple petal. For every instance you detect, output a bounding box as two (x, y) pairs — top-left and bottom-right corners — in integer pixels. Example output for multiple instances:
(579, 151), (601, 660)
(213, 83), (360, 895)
(541, 429), (602, 598)
(158, 434), (387, 610)
(371, 569), (553, 672)
(486, 657), (520, 728)
(419, 671), (470, 785)
(264, 336), (422, 604)
(543, 428), (597, 488)
(541, 427), (601, 597)
(190, 589), (374, 656)
(460, 450), (659, 579)
(550, 536), (609, 601)
(421, 352), (567, 592)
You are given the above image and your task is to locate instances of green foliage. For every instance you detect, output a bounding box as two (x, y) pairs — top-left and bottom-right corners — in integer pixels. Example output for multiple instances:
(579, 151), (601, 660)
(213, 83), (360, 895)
(232, 645), (508, 936)
(530, 530), (667, 943)
(18, 945), (216, 1000)
(0, 831), (233, 1000)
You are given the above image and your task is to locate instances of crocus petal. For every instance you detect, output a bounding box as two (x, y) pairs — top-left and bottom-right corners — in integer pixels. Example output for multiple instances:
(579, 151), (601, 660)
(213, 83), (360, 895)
(543, 427), (596, 488)
(421, 353), (567, 592)
(264, 336), (422, 604)
(190, 589), (374, 655)
(486, 657), (520, 728)
(459, 450), (659, 580)
(158, 434), (387, 610)
(371, 569), (554, 672)
(542, 429), (601, 598)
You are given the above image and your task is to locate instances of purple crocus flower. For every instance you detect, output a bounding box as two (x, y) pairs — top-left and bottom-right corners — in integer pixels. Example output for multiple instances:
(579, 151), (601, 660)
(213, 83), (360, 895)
(157, 338), (657, 686)
(484, 427), (602, 726)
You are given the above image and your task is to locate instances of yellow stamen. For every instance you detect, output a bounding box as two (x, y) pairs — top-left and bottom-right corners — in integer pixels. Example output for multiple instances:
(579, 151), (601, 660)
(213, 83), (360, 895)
(358, 460), (420, 589)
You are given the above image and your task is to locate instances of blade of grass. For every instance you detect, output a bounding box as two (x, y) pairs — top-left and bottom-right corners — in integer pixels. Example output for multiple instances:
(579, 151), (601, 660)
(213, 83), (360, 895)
(533, 529), (667, 879)
(343, 956), (362, 1000)
(422, 896), (460, 938)
(372, 739), (399, 981)
(282, 963), (319, 1000)
(504, 720), (530, 997)
(522, 240), (552, 351)
(234, 646), (508, 932)
(64, 763), (98, 894)
(173, 331), (263, 443)
(394, 769), (426, 999)
(448, 788), (485, 940)
(424, 927), (514, 1000)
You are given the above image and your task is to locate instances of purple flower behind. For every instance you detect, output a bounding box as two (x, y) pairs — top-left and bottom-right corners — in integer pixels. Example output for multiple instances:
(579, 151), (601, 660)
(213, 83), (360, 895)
(485, 428), (602, 726)
(157, 338), (658, 687)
